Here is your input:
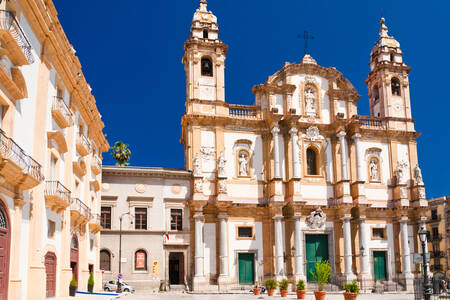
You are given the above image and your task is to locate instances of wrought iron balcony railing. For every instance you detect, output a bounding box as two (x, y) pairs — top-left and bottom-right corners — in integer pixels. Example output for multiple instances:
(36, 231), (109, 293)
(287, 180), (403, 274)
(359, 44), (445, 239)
(89, 213), (102, 233)
(52, 96), (73, 128)
(45, 180), (71, 203)
(91, 154), (102, 175)
(0, 10), (34, 64)
(76, 133), (91, 156)
(70, 197), (91, 220)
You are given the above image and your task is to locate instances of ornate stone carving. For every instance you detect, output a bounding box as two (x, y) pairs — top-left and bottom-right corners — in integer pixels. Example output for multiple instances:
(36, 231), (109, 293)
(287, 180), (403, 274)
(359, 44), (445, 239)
(305, 75), (317, 84)
(194, 179), (203, 193)
(200, 146), (216, 161)
(396, 160), (408, 184)
(369, 158), (379, 181)
(414, 164), (424, 186)
(418, 187), (426, 199)
(193, 153), (202, 176)
(218, 179), (227, 193)
(135, 184), (146, 194)
(304, 86), (316, 116)
(238, 150), (249, 177)
(217, 151), (226, 178)
(305, 126), (320, 141)
(306, 208), (326, 229)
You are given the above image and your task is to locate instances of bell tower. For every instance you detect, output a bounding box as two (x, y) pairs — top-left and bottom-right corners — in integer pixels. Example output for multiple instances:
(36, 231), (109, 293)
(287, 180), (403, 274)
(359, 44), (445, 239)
(366, 18), (412, 119)
(182, 0), (228, 102)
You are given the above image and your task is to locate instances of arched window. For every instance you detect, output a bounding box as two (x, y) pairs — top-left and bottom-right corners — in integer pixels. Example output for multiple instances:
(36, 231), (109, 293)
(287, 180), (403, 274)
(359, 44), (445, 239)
(100, 250), (111, 271)
(391, 78), (401, 96)
(135, 250), (147, 270)
(203, 29), (208, 39)
(306, 147), (318, 175)
(201, 57), (213, 77)
(373, 84), (379, 101)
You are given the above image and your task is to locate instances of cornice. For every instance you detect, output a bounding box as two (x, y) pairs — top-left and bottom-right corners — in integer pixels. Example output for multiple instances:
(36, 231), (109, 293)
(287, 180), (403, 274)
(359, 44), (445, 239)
(102, 166), (191, 179)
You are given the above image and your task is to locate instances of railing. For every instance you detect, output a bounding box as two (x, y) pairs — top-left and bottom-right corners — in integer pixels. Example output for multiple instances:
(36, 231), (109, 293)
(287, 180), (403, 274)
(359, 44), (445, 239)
(0, 10), (34, 63)
(351, 115), (387, 130)
(52, 96), (73, 125)
(93, 155), (101, 169)
(91, 213), (101, 225)
(0, 128), (44, 182)
(228, 105), (258, 119)
(70, 197), (92, 220)
(77, 133), (91, 151)
(45, 180), (71, 203)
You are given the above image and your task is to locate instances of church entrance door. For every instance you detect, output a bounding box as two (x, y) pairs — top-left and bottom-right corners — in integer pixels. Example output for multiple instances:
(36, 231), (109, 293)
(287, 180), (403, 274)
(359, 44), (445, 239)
(373, 251), (387, 280)
(238, 253), (254, 284)
(305, 234), (329, 281)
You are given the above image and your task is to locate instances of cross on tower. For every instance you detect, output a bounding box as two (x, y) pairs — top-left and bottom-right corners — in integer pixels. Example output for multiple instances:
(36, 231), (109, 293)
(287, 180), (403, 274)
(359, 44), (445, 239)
(297, 30), (314, 54)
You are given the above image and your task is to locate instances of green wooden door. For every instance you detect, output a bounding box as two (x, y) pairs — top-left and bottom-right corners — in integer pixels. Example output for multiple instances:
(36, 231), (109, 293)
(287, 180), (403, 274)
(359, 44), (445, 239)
(238, 253), (254, 284)
(306, 235), (329, 281)
(373, 251), (387, 280)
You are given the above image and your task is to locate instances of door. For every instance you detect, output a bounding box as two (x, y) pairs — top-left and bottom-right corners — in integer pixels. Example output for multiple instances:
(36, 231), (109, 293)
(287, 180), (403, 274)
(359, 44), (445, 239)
(45, 252), (57, 297)
(169, 253), (180, 284)
(70, 235), (79, 283)
(373, 251), (387, 280)
(306, 234), (329, 281)
(238, 253), (254, 285)
(0, 202), (10, 300)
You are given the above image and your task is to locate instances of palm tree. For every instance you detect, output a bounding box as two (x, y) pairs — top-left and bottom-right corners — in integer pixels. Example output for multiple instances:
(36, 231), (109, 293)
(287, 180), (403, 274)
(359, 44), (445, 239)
(111, 141), (131, 166)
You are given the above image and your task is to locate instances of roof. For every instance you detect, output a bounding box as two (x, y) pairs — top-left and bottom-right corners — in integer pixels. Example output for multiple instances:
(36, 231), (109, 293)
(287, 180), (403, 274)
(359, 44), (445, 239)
(102, 166), (191, 179)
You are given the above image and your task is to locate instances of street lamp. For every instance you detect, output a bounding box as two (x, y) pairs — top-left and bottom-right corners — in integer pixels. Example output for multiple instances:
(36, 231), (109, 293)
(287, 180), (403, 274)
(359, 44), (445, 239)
(418, 227), (432, 300)
(116, 211), (134, 293)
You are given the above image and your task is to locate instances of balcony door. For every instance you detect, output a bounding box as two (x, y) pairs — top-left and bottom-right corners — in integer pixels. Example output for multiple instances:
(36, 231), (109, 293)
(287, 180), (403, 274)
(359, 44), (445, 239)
(0, 201), (10, 300)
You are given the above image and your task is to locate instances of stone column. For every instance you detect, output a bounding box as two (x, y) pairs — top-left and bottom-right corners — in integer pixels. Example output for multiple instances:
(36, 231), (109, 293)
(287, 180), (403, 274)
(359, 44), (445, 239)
(358, 217), (371, 280)
(337, 131), (349, 181)
(399, 218), (413, 276)
(193, 213), (204, 280)
(272, 124), (281, 179)
(290, 128), (301, 179)
(342, 216), (356, 281)
(8, 197), (26, 300)
(353, 133), (364, 182)
(293, 216), (305, 281)
(217, 215), (229, 289)
(273, 215), (284, 278)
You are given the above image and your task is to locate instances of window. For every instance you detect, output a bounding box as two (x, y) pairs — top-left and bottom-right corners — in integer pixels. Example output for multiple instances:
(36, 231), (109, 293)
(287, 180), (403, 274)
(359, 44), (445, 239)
(390, 52), (394, 62)
(431, 209), (438, 220)
(47, 220), (55, 239)
(201, 57), (213, 77)
(100, 250), (111, 271)
(391, 78), (401, 96)
(237, 226), (254, 239)
(372, 228), (385, 239)
(135, 250), (147, 270)
(170, 209), (182, 231)
(203, 29), (208, 39)
(71, 235), (78, 250)
(101, 207), (111, 229)
(306, 147), (318, 175)
(373, 84), (379, 101)
(135, 208), (147, 230)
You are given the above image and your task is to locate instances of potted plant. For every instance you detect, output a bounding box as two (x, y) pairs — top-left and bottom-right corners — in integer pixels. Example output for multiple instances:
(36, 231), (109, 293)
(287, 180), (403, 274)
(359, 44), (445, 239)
(87, 272), (94, 293)
(69, 275), (77, 297)
(253, 281), (261, 295)
(343, 280), (360, 300)
(264, 279), (277, 296)
(279, 278), (289, 297)
(296, 279), (306, 299)
(310, 260), (332, 300)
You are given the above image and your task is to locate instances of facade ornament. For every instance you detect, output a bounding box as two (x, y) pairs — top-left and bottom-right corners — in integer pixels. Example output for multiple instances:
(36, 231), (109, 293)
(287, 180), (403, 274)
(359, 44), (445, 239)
(418, 187), (426, 199)
(193, 153), (201, 176)
(304, 86), (316, 116)
(369, 158), (379, 181)
(306, 207), (326, 229)
(304, 75), (317, 84)
(217, 151), (226, 178)
(194, 178), (203, 193)
(414, 164), (424, 186)
(135, 184), (146, 194)
(200, 146), (216, 161)
(218, 179), (227, 193)
(395, 160), (408, 184)
(238, 151), (249, 177)
(305, 126), (320, 141)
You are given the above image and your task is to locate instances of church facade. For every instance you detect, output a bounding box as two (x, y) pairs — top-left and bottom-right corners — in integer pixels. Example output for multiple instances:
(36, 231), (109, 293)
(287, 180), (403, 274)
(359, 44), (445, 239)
(181, 0), (428, 292)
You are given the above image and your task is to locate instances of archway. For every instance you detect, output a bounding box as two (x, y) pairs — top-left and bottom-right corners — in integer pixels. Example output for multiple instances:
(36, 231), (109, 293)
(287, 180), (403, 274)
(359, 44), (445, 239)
(70, 235), (79, 284)
(0, 200), (10, 300)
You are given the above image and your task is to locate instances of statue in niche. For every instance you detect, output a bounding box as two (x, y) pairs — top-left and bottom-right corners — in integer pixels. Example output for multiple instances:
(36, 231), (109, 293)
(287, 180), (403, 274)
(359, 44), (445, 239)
(193, 153), (201, 176)
(217, 152), (226, 178)
(304, 86), (316, 116)
(369, 158), (379, 181)
(238, 151), (249, 177)
(414, 164), (424, 185)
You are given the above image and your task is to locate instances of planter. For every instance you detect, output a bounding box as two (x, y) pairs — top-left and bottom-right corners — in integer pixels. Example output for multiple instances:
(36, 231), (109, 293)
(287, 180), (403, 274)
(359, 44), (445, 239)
(280, 290), (288, 297)
(88, 284), (94, 293)
(267, 289), (275, 296)
(296, 290), (306, 299)
(69, 286), (77, 297)
(343, 292), (358, 300)
(314, 290), (327, 300)
(253, 288), (261, 295)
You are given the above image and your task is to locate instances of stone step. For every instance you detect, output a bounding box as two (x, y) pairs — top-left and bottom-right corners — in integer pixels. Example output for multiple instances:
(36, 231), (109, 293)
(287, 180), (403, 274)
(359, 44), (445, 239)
(169, 284), (186, 291)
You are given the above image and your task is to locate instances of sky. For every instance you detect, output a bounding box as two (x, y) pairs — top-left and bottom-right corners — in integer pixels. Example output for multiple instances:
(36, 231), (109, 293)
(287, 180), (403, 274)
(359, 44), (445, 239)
(54, 0), (450, 199)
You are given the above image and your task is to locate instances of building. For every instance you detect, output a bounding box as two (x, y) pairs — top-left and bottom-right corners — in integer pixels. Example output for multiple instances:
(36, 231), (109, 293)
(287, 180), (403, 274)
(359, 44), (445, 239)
(180, 1), (429, 292)
(0, 1), (108, 299)
(426, 196), (449, 276)
(100, 166), (191, 291)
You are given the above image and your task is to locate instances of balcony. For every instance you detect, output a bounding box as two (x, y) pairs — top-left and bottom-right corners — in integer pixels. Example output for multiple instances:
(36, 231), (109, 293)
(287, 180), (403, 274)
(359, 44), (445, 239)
(52, 96), (73, 128)
(228, 104), (260, 119)
(0, 129), (43, 189)
(428, 215), (441, 223)
(89, 213), (102, 234)
(0, 10), (34, 65)
(350, 115), (387, 130)
(44, 181), (70, 212)
(70, 197), (91, 226)
(72, 157), (86, 178)
(91, 155), (101, 175)
(76, 133), (90, 156)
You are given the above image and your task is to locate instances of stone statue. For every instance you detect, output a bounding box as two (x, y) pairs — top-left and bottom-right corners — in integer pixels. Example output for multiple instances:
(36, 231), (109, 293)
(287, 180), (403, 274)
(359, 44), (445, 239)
(306, 207), (326, 229)
(193, 153), (201, 176)
(396, 161), (408, 184)
(218, 179), (227, 193)
(414, 164), (424, 185)
(369, 158), (378, 181)
(217, 152), (226, 178)
(238, 151), (249, 177)
(304, 86), (316, 116)
(194, 179), (202, 193)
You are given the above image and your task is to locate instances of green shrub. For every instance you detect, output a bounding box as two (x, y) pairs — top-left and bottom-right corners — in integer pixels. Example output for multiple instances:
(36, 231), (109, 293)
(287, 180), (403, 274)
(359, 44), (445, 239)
(296, 279), (305, 291)
(310, 260), (332, 291)
(264, 279), (277, 290)
(279, 278), (289, 291)
(87, 272), (94, 286)
(69, 275), (77, 287)
(343, 280), (360, 294)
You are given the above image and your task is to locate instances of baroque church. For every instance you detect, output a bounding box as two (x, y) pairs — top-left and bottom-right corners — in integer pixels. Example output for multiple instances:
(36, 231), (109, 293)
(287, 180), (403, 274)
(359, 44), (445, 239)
(181, 0), (428, 292)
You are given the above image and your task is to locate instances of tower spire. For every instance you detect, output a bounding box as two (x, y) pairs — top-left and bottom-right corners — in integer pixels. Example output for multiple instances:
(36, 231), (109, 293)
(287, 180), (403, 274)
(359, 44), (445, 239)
(379, 17), (389, 38)
(200, 0), (207, 12)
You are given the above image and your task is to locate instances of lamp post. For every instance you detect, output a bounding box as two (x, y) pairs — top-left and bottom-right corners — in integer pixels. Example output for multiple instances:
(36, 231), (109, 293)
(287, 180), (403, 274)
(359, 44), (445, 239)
(418, 227), (432, 300)
(116, 212), (133, 293)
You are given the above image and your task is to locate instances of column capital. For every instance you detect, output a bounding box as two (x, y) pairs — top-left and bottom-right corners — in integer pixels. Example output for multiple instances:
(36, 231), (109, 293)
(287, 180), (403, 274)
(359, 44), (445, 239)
(352, 133), (361, 140)
(358, 216), (366, 223)
(14, 198), (26, 208)
(193, 213), (204, 220)
(337, 131), (346, 138)
(289, 127), (298, 135)
(341, 215), (352, 222)
(272, 215), (283, 220)
(271, 124), (280, 135)
(217, 214), (228, 220)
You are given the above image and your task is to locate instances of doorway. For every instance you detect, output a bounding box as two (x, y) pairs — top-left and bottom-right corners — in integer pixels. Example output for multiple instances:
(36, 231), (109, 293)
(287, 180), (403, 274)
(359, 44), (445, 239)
(238, 253), (255, 285)
(373, 251), (387, 281)
(0, 201), (10, 300)
(169, 252), (184, 285)
(305, 234), (329, 281)
(45, 252), (57, 297)
(70, 235), (79, 283)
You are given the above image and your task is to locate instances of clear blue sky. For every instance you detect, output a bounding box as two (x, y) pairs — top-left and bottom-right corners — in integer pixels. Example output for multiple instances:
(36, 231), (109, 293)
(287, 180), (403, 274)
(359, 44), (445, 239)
(54, 1), (450, 199)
